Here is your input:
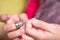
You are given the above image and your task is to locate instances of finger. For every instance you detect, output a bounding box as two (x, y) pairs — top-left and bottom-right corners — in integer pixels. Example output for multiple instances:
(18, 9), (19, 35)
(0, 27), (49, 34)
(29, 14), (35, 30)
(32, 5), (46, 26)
(13, 38), (20, 40)
(22, 34), (35, 40)
(26, 19), (32, 30)
(13, 38), (23, 40)
(3, 23), (16, 32)
(32, 18), (53, 31)
(19, 13), (28, 23)
(4, 14), (25, 32)
(6, 14), (20, 24)
(4, 14), (27, 32)
(0, 14), (12, 22)
(4, 22), (25, 32)
(7, 26), (24, 39)
(26, 18), (56, 40)
(26, 19), (41, 39)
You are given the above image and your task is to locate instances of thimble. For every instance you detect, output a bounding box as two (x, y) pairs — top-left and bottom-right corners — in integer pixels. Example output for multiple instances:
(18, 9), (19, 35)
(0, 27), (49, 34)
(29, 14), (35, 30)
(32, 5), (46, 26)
(15, 21), (24, 28)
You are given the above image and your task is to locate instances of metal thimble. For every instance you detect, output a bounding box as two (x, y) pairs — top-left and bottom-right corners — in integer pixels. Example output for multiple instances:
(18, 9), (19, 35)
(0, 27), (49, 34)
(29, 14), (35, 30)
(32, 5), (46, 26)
(15, 21), (24, 28)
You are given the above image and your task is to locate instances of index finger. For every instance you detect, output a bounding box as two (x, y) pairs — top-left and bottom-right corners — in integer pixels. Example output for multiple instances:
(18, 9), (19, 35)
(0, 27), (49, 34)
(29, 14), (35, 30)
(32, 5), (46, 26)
(19, 13), (28, 23)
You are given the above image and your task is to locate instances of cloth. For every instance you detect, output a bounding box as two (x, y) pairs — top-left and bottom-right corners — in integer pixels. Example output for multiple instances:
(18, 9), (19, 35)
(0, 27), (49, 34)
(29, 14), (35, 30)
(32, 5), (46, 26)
(25, 0), (39, 19)
(35, 0), (60, 24)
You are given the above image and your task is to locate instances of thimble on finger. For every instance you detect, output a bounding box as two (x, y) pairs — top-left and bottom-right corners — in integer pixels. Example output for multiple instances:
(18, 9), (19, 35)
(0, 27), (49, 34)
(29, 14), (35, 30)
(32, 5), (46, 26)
(15, 21), (24, 28)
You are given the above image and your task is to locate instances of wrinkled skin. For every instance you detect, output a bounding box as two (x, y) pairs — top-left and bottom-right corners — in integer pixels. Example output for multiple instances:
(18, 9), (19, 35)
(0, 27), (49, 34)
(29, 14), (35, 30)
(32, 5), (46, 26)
(0, 14), (35, 40)
(1, 14), (60, 40)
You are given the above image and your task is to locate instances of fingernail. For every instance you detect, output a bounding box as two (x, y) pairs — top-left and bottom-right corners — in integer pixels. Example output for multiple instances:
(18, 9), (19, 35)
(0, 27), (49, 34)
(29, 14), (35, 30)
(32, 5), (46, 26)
(32, 19), (38, 25)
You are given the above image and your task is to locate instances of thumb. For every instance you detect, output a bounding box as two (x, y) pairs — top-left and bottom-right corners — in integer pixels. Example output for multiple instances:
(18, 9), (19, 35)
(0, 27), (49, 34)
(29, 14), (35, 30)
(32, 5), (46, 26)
(32, 18), (53, 31)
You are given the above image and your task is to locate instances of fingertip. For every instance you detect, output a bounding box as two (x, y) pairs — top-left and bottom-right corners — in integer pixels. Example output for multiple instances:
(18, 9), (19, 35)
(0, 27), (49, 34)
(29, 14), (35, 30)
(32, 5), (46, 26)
(19, 13), (28, 23)
(32, 18), (48, 27)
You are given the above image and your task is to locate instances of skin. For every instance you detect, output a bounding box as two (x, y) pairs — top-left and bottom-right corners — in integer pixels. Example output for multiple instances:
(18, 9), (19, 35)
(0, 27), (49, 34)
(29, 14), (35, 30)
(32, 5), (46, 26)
(0, 14), (34, 40)
(26, 19), (60, 40)
(1, 14), (60, 40)
(0, 14), (13, 40)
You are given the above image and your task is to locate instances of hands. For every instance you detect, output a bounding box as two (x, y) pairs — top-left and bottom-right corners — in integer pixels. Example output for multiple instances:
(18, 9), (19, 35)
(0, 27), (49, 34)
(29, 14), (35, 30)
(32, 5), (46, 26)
(26, 18), (60, 40)
(0, 14), (34, 40)
(1, 14), (60, 40)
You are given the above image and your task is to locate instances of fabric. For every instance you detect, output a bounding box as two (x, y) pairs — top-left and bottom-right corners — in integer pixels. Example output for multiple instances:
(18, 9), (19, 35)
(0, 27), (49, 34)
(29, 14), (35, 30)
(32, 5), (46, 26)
(35, 0), (60, 24)
(25, 0), (39, 19)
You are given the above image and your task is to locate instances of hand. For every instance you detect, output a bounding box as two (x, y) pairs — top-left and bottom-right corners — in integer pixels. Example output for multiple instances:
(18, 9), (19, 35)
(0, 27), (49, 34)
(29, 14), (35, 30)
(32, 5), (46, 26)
(0, 14), (13, 40)
(3, 14), (35, 40)
(26, 18), (60, 40)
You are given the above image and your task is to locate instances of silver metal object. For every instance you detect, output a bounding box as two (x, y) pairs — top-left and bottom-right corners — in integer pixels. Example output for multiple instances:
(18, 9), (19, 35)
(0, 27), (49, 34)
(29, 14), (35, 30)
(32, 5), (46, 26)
(15, 21), (24, 28)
